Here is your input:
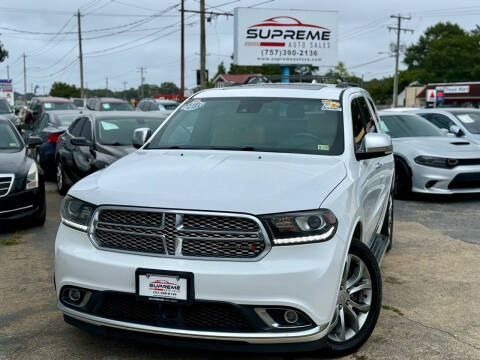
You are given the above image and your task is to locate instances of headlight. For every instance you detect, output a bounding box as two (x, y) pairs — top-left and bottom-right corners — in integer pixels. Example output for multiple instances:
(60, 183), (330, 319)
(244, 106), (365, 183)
(26, 162), (39, 189)
(414, 156), (459, 168)
(261, 209), (337, 245)
(61, 196), (96, 232)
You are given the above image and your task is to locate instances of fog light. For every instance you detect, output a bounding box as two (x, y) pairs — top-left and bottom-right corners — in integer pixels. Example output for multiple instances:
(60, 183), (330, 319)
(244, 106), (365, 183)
(284, 310), (299, 324)
(68, 288), (81, 302)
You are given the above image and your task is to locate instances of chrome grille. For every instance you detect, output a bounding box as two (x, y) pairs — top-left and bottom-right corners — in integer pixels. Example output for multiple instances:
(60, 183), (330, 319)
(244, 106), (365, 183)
(0, 175), (14, 198)
(91, 208), (269, 260)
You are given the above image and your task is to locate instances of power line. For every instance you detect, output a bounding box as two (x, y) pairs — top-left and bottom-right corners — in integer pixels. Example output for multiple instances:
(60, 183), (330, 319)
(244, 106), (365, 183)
(349, 56), (392, 70)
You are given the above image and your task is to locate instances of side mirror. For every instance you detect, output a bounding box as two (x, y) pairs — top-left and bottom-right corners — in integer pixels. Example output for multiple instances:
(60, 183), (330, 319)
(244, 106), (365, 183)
(356, 133), (393, 160)
(132, 128), (152, 149)
(449, 125), (464, 137)
(27, 136), (42, 148)
(71, 136), (91, 147)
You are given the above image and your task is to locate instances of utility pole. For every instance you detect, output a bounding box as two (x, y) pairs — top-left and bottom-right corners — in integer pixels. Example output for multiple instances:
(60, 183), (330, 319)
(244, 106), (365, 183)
(122, 81), (127, 91)
(137, 66), (146, 98)
(105, 77), (109, 90)
(199, 0), (206, 89)
(388, 15), (413, 107)
(77, 10), (85, 98)
(23, 53), (26, 96)
(180, 0), (185, 98)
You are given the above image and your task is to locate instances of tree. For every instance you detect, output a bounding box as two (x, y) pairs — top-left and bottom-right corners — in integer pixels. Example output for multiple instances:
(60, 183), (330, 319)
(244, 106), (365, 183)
(49, 82), (80, 98)
(158, 82), (179, 94)
(0, 41), (8, 63)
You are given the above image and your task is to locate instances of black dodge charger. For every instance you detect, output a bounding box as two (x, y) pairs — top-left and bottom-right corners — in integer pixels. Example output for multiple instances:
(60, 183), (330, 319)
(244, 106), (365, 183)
(0, 117), (46, 226)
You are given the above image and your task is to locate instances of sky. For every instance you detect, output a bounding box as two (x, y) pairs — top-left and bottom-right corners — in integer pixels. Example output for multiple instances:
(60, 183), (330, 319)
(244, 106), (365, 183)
(1, 0), (479, 94)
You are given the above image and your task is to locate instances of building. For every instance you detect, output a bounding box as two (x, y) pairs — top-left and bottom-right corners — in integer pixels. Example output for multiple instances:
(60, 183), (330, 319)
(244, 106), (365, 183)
(416, 82), (480, 108)
(212, 74), (261, 88)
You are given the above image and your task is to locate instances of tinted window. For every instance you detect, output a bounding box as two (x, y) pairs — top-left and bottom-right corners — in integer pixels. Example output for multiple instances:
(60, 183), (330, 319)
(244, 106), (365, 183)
(419, 113), (454, 130)
(379, 114), (445, 138)
(147, 97), (344, 155)
(0, 99), (13, 114)
(0, 122), (22, 150)
(351, 98), (366, 151)
(81, 119), (92, 141)
(357, 97), (377, 133)
(162, 103), (179, 110)
(43, 102), (76, 111)
(96, 116), (165, 145)
(72, 99), (84, 107)
(70, 118), (85, 136)
(35, 114), (49, 130)
(101, 102), (134, 111)
(55, 114), (80, 126)
(453, 112), (480, 134)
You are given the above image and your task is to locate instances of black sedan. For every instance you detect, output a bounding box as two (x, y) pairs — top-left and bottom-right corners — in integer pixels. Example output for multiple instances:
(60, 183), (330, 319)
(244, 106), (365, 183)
(23, 110), (86, 177)
(56, 111), (168, 194)
(0, 118), (45, 226)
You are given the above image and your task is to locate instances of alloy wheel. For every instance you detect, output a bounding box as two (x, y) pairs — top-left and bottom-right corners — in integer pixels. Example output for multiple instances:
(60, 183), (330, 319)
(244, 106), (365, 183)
(328, 254), (372, 342)
(57, 163), (63, 190)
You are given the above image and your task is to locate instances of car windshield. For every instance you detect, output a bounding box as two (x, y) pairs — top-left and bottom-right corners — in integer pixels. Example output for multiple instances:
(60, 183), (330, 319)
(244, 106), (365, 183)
(380, 114), (445, 138)
(146, 97), (344, 155)
(43, 102), (76, 111)
(96, 116), (166, 145)
(0, 122), (22, 151)
(0, 100), (13, 114)
(55, 114), (80, 126)
(453, 112), (480, 134)
(72, 99), (84, 107)
(101, 102), (134, 111)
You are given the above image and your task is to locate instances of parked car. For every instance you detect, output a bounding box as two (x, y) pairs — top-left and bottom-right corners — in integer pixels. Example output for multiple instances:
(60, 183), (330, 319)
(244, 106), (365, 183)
(55, 111), (168, 194)
(136, 98), (179, 114)
(0, 117), (45, 226)
(0, 98), (20, 130)
(379, 111), (480, 197)
(23, 110), (86, 177)
(24, 97), (76, 127)
(86, 97), (134, 112)
(55, 83), (395, 354)
(71, 98), (86, 110)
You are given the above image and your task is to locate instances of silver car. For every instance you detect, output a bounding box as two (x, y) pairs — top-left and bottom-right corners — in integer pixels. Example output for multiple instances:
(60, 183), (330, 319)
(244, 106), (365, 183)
(378, 111), (480, 197)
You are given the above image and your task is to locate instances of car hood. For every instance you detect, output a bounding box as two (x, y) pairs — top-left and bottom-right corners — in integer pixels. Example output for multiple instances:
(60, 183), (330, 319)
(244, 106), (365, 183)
(393, 137), (480, 158)
(0, 149), (27, 174)
(70, 150), (347, 214)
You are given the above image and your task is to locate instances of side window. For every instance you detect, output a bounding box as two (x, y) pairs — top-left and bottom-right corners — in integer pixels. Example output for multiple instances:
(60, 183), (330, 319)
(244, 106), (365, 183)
(367, 98), (381, 124)
(70, 118), (85, 137)
(33, 114), (45, 131)
(429, 113), (455, 130)
(80, 118), (92, 141)
(39, 114), (49, 129)
(357, 97), (377, 133)
(351, 98), (366, 151)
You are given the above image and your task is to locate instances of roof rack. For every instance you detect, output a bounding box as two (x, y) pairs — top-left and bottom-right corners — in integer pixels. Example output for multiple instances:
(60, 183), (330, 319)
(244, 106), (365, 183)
(244, 75), (359, 87)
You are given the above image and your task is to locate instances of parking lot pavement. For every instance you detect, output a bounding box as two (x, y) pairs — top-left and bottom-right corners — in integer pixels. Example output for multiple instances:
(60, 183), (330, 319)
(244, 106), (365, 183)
(1, 184), (479, 360)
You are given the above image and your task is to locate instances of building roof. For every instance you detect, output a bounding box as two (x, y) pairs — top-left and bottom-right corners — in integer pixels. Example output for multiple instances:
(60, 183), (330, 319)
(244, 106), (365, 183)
(213, 74), (261, 85)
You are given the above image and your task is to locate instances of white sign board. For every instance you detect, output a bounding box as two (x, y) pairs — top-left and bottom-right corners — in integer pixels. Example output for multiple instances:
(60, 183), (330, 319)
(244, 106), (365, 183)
(426, 89), (436, 103)
(234, 8), (338, 67)
(442, 86), (470, 94)
(0, 79), (13, 106)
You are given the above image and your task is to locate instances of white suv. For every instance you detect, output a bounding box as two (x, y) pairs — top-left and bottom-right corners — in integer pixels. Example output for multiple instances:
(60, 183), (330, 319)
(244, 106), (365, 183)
(55, 83), (394, 355)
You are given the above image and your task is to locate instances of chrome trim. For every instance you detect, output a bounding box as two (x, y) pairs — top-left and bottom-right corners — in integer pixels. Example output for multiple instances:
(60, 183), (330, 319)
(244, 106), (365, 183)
(0, 174), (14, 198)
(59, 301), (329, 344)
(88, 206), (271, 262)
(0, 204), (33, 215)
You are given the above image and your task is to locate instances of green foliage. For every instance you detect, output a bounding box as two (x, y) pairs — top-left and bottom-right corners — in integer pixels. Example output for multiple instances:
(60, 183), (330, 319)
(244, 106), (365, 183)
(0, 41), (8, 63)
(50, 82), (80, 98)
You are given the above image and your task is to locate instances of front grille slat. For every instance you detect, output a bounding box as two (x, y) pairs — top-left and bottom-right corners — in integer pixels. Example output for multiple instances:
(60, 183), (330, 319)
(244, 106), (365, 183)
(92, 208), (267, 259)
(0, 175), (13, 197)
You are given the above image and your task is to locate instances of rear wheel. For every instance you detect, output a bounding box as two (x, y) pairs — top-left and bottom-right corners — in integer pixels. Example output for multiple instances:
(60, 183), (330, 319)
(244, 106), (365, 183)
(56, 161), (68, 196)
(394, 158), (411, 199)
(326, 240), (382, 356)
(381, 192), (394, 252)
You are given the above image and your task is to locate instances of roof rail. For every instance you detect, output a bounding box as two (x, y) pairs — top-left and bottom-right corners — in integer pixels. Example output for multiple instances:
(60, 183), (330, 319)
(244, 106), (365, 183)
(244, 75), (359, 87)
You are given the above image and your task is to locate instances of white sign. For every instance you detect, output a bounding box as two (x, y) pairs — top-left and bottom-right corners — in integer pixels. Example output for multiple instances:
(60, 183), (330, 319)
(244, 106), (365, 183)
(0, 79), (14, 106)
(234, 8), (338, 66)
(138, 274), (188, 301)
(426, 89), (436, 102)
(442, 86), (470, 94)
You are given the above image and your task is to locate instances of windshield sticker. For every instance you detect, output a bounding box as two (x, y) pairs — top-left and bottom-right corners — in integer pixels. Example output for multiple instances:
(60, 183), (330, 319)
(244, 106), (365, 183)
(9, 143), (17, 147)
(321, 100), (341, 112)
(102, 103), (111, 110)
(44, 103), (52, 109)
(457, 114), (474, 124)
(182, 100), (205, 111)
(101, 121), (119, 130)
(317, 144), (330, 151)
(380, 121), (389, 132)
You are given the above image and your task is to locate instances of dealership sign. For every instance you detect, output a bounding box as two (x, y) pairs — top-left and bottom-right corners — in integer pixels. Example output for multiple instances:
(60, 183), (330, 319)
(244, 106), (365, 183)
(234, 8), (338, 66)
(438, 85), (470, 94)
(0, 79), (13, 106)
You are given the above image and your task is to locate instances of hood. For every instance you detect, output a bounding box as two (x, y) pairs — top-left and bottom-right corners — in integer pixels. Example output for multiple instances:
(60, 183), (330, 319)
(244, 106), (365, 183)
(70, 150), (347, 215)
(393, 137), (480, 158)
(0, 149), (27, 174)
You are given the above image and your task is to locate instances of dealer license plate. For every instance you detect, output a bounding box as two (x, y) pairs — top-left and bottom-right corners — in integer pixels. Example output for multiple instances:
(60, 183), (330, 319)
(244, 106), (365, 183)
(137, 273), (188, 301)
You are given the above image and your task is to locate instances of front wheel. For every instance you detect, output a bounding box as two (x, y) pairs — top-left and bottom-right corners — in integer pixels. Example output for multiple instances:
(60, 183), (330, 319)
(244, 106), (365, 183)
(326, 240), (382, 356)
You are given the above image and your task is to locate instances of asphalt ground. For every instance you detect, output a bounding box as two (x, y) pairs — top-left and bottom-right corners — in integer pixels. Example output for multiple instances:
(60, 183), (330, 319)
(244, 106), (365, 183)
(1, 183), (479, 359)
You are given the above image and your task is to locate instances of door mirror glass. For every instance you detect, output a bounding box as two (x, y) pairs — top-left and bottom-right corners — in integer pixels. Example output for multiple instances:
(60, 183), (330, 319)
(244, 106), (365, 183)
(132, 128), (152, 149)
(357, 133), (393, 160)
(70, 136), (91, 147)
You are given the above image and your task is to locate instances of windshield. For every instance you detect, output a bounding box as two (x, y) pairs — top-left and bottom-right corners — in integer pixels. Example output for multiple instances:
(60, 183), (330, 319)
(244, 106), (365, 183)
(72, 99), (84, 107)
(147, 97), (344, 155)
(0, 100), (13, 114)
(55, 114), (80, 126)
(453, 112), (480, 134)
(101, 102), (134, 111)
(43, 102), (76, 111)
(380, 114), (445, 138)
(96, 116), (166, 145)
(0, 122), (22, 151)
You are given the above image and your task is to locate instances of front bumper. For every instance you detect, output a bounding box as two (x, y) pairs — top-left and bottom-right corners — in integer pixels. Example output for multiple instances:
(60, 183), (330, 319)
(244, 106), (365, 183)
(411, 162), (480, 194)
(55, 223), (347, 344)
(0, 185), (45, 221)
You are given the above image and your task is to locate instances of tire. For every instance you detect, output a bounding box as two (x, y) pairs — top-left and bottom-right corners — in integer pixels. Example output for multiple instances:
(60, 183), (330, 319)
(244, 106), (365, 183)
(325, 239), (382, 357)
(56, 160), (68, 196)
(30, 188), (46, 227)
(381, 191), (394, 252)
(393, 158), (411, 199)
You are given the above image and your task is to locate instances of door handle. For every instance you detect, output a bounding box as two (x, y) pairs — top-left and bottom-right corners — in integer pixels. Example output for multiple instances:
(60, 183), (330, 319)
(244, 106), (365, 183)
(373, 162), (382, 169)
